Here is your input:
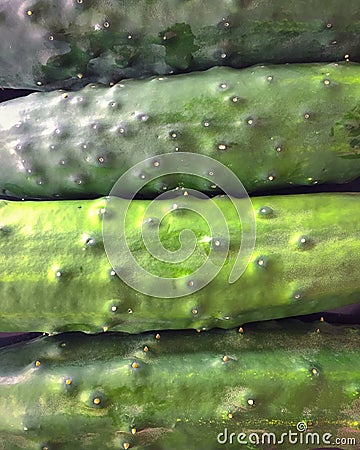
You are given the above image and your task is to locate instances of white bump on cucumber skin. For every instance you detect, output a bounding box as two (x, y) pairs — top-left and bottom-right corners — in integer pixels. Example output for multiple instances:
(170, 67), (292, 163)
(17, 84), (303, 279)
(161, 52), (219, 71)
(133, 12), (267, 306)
(257, 206), (274, 218)
(137, 113), (149, 122)
(169, 131), (179, 140)
(85, 237), (96, 247)
(55, 270), (63, 279)
(267, 174), (275, 181)
(203, 120), (211, 127)
(303, 112), (311, 120)
(230, 95), (240, 103)
(297, 235), (315, 250)
(310, 367), (320, 377)
(255, 257), (267, 268)
(212, 238), (221, 248)
(247, 398), (255, 407)
(219, 82), (228, 90)
(171, 203), (179, 212)
(218, 18), (231, 29)
(142, 217), (160, 227)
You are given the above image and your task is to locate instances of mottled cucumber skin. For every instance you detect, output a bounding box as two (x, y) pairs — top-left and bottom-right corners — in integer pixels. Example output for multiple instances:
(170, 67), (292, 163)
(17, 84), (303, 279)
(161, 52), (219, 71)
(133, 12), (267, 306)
(1, 0), (360, 90)
(1, 63), (360, 199)
(0, 320), (359, 449)
(0, 193), (359, 333)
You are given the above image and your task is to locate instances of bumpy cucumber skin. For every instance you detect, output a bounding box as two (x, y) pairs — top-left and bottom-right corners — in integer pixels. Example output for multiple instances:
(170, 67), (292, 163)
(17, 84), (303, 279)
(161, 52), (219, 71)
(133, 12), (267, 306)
(0, 320), (359, 449)
(1, 63), (360, 199)
(1, 0), (360, 90)
(0, 193), (359, 333)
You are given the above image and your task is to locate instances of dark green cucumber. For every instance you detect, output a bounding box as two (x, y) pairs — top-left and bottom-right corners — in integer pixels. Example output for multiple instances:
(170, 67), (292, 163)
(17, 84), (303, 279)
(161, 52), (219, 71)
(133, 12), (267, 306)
(2, 63), (360, 199)
(0, 193), (359, 333)
(0, 320), (359, 449)
(2, 0), (360, 90)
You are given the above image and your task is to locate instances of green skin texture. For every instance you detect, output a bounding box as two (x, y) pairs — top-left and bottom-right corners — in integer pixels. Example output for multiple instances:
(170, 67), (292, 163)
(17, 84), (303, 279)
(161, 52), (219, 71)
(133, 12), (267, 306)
(0, 192), (359, 333)
(0, 320), (359, 449)
(2, 0), (360, 90)
(1, 63), (360, 199)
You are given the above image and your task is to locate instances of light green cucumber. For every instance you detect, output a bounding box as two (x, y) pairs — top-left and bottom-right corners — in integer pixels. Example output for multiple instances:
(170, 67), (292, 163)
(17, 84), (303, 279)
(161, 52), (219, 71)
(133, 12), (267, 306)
(0, 193), (359, 333)
(0, 320), (359, 449)
(2, 0), (360, 90)
(1, 63), (360, 199)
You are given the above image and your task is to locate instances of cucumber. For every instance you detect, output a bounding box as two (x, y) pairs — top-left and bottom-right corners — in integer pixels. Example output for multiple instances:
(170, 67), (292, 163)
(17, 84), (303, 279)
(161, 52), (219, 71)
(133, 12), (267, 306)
(1, 0), (360, 90)
(0, 192), (359, 333)
(2, 63), (360, 199)
(0, 320), (359, 449)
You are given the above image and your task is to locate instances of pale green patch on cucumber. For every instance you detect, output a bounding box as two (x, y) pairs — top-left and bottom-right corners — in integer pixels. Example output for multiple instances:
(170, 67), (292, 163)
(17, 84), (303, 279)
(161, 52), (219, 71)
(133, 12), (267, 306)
(0, 193), (359, 333)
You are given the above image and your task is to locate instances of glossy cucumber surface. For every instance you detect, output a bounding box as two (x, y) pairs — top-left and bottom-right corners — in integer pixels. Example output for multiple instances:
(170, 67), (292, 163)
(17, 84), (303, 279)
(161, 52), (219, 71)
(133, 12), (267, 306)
(1, 63), (360, 199)
(0, 320), (358, 449)
(0, 193), (359, 333)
